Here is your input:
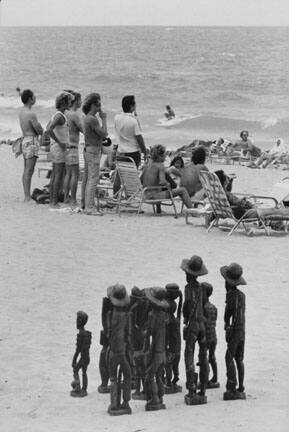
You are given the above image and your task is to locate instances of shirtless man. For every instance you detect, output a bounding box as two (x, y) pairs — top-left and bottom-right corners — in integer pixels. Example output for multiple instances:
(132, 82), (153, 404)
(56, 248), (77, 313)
(180, 146), (209, 199)
(18, 89), (43, 202)
(141, 144), (192, 209)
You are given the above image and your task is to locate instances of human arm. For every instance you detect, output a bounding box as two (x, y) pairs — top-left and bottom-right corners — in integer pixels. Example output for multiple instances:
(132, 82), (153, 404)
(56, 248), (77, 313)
(136, 134), (148, 159)
(72, 112), (84, 134)
(47, 113), (66, 149)
(158, 164), (170, 188)
(30, 113), (43, 136)
(91, 114), (107, 139)
(166, 165), (182, 178)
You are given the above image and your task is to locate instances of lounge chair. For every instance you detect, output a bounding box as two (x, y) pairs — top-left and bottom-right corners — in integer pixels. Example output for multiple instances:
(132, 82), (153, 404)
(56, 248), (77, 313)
(113, 159), (178, 217)
(198, 170), (279, 236)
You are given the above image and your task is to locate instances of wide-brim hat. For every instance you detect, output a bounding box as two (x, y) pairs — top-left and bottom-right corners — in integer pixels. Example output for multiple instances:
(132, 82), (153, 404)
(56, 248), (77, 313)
(107, 283), (130, 307)
(220, 263), (247, 286)
(180, 255), (208, 276)
(144, 287), (169, 309)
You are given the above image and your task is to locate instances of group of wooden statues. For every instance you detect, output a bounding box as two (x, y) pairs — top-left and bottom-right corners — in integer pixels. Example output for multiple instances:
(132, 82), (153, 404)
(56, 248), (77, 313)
(70, 255), (247, 415)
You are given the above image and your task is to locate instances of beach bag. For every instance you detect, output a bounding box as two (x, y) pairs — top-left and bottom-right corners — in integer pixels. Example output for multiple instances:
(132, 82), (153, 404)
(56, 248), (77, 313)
(11, 137), (23, 158)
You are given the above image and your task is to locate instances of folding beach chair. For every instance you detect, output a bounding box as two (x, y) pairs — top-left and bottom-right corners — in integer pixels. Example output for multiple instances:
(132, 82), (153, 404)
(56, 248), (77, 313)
(114, 159), (178, 217)
(199, 170), (274, 236)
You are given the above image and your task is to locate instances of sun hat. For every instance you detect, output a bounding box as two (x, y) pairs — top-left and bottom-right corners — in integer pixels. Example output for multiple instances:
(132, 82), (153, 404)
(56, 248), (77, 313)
(107, 283), (130, 307)
(180, 255), (208, 276)
(144, 287), (169, 309)
(220, 263), (246, 286)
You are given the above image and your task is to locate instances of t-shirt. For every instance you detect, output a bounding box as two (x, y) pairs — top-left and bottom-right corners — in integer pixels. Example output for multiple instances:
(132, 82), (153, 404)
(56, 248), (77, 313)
(114, 112), (141, 153)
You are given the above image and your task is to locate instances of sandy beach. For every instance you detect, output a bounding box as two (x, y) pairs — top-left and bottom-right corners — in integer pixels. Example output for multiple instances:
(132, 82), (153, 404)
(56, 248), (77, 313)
(1, 144), (289, 432)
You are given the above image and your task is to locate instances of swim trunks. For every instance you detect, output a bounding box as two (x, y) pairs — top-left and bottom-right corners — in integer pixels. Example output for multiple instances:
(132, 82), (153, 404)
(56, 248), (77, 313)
(65, 147), (79, 166)
(22, 136), (40, 159)
(49, 142), (66, 163)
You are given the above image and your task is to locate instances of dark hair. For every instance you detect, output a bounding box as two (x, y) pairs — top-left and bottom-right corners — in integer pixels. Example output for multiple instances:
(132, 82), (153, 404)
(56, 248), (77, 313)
(21, 89), (34, 104)
(191, 146), (206, 164)
(150, 144), (166, 162)
(82, 93), (101, 115)
(55, 92), (72, 110)
(240, 130), (249, 139)
(170, 155), (184, 168)
(63, 89), (81, 103)
(166, 105), (170, 110)
(122, 95), (135, 113)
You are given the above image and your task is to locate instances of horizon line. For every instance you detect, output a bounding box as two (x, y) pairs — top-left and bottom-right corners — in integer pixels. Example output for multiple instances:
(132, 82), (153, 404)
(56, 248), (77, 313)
(1, 24), (289, 28)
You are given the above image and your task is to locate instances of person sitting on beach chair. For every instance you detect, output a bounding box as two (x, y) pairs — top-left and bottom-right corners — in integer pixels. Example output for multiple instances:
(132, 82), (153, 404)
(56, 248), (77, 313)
(232, 130), (261, 159)
(141, 144), (193, 210)
(180, 146), (209, 199)
(251, 138), (288, 168)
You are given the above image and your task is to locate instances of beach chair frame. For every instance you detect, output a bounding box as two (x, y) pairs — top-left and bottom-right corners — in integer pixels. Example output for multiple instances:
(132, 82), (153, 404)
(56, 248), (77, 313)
(199, 170), (272, 236)
(115, 160), (178, 217)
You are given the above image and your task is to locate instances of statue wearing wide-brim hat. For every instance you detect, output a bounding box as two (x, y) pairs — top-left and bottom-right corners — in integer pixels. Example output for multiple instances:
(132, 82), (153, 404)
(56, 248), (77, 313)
(220, 263), (247, 286)
(144, 287), (169, 310)
(180, 255), (208, 277)
(107, 283), (130, 308)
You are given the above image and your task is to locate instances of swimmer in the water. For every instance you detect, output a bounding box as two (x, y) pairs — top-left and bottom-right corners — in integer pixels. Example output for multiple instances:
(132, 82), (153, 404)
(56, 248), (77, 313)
(164, 105), (175, 120)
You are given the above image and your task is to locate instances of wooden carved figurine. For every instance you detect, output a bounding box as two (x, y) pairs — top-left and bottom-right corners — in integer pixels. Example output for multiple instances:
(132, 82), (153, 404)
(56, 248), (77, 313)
(164, 283), (183, 393)
(98, 294), (113, 393)
(143, 287), (168, 411)
(107, 284), (132, 415)
(221, 263), (247, 400)
(71, 311), (92, 398)
(201, 282), (220, 389)
(181, 255), (209, 405)
(129, 286), (149, 400)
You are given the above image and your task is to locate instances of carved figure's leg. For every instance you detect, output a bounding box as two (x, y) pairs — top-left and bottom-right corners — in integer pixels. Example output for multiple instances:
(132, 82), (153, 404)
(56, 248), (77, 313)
(99, 346), (109, 387)
(185, 333), (196, 392)
(208, 341), (218, 383)
(225, 339), (238, 391)
(145, 356), (161, 405)
(120, 354), (132, 405)
(235, 340), (245, 392)
(165, 352), (173, 385)
(82, 365), (88, 392)
(172, 354), (180, 384)
(198, 331), (208, 396)
(156, 361), (165, 401)
(108, 352), (120, 410)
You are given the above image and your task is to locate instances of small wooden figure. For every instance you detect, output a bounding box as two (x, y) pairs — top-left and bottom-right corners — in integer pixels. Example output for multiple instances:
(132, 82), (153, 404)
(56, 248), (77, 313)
(220, 263), (247, 401)
(164, 283), (183, 394)
(129, 286), (149, 400)
(143, 287), (168, 411)
(98, 294), (113, 393)
(181, 255), (209, 405)
(71, 311), (92, 398)
(201, 282), (220, 389)
(107, 284), (132, 415)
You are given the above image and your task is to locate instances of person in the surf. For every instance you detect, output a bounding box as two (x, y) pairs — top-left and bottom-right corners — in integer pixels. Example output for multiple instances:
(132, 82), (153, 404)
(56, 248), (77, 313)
(164, 105), (175, 120)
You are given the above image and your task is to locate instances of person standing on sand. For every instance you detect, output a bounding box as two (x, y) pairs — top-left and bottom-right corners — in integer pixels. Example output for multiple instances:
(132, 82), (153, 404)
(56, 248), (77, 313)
(18, 89), (43, 202)
(47, 92), (72, 208)
(81, 93), (108, 215)
(63, 91), (83, 206)
(114, 95), (147, 168)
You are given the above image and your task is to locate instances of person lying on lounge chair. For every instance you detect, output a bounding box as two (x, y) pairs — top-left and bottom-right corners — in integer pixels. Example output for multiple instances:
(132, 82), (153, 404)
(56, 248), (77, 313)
(251, 138), (288, 168)
(215, 170), (289, 229)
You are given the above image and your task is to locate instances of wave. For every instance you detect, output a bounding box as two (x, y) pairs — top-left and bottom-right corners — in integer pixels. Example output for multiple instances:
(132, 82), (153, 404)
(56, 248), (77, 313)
(0, 96), (54, 109)
(218, 52), (236, 58)
(214, 91), (252, 104)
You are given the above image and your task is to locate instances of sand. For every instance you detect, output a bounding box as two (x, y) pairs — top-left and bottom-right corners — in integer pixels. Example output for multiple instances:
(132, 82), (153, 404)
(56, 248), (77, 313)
(1, 145), (288, 432)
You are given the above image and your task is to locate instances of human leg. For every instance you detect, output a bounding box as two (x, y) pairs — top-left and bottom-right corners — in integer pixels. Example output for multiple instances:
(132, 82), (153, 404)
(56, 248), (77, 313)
(63, 164), (72, 203)
(84, 151), (100, 211)
(70, 164), (79, 204)
(22, 156), (37, 201)
(172, 187), (192, 208)
(50, 162), (65, 206)
(81, 153), (88, 209)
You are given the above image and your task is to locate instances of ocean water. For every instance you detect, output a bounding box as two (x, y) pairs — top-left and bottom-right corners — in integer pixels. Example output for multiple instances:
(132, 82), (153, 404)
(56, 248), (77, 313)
(1, 26), (289, 149)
